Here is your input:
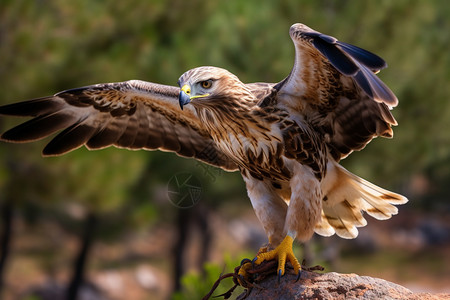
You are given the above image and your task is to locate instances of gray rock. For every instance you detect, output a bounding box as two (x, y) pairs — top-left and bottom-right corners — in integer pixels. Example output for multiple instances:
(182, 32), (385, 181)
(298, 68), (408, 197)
(246, 271), (449, 300)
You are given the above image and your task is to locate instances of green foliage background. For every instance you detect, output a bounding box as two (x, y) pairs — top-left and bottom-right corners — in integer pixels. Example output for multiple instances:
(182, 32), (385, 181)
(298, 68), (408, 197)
(0, 0), (449, 298)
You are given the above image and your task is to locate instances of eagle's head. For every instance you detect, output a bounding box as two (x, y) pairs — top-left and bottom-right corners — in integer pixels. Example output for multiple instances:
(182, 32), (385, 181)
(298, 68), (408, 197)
(177, 66), (253, 110)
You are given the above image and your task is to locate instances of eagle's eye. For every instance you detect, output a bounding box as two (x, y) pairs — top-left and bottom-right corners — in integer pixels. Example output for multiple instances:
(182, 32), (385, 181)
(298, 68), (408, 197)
(200, 80), (213, 89)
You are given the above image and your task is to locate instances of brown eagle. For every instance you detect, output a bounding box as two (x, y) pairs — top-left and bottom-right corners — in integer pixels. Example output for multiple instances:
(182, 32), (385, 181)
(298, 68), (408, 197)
(0, 23), (407, 279)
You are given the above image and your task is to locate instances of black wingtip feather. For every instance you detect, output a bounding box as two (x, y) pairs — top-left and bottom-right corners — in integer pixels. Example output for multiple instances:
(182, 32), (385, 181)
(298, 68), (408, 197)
(353, 71), (374, 99)
(318, 33), (337, 44)
(312, 36), (359, 76)
(0, 113), (78, 143)
(337, 41), (387, 71)
(305, 29), (396, 106)
(358, 64), (398, 106)
(0, 97), (64, 117)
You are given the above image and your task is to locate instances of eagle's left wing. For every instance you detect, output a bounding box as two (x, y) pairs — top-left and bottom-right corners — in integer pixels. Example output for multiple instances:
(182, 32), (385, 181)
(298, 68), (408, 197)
(276, 23), (398, 161)
(0, 80), (238, 171)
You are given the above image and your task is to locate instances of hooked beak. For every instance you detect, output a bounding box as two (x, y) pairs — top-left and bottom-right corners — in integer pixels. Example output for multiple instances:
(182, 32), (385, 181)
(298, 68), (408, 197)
(178, 84), (211, 110)
(179, 84), (191, 110)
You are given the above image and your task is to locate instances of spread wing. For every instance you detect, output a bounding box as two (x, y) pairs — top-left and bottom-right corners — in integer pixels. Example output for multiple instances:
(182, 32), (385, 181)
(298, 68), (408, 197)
(0, 80), (238, 171)
(276, 23), (398, 161)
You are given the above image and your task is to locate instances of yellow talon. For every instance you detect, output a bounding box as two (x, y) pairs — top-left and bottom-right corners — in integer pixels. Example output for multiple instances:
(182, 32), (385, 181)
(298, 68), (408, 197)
(253, 235), (301, 277)
(237, 259), (252, 285)
(236, 244), (276, 285)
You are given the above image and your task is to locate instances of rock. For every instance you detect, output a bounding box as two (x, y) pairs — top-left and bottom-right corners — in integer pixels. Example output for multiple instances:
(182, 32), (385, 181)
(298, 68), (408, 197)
(245, 271), (449, 300)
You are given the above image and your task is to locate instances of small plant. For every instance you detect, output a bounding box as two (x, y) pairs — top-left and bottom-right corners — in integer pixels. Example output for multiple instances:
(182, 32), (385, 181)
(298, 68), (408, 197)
(172, 254), (247, 300)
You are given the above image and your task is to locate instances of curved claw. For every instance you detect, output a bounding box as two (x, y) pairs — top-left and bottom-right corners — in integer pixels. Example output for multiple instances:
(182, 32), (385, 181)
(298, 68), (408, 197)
(295, 270), (302, 282)
(252, 256), (258, 268)
(278, 269), (282, 283)
(240, 258), (252, 266)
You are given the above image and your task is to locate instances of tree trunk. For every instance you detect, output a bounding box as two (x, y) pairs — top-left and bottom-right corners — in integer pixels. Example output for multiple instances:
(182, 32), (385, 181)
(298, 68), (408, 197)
(0, 199), (13, 296)
(196, 205), (211, 277)
(173, 209), (190, 292)
(66, 213), (97, 300)
(173, 204), (212, 292)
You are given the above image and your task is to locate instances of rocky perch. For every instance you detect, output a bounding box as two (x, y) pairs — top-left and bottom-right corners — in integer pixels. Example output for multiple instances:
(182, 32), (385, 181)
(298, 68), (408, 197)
(245, 271), (448, 300)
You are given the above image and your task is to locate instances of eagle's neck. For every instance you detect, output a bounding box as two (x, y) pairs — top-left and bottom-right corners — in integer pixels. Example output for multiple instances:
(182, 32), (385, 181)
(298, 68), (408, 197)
(197, 102), (252, 138)
(198, 103), (284, 171)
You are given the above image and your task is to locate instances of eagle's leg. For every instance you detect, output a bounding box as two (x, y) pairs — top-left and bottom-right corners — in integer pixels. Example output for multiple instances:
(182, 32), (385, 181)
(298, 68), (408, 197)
(238, 176), (288, 282)
(242, 176), (288, 248)
(253, 164), (323, 280)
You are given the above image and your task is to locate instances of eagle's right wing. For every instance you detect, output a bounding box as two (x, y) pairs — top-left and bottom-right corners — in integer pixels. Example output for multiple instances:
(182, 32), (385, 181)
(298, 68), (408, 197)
(0, 80), (238, 171)
(276, 23), (398, 161)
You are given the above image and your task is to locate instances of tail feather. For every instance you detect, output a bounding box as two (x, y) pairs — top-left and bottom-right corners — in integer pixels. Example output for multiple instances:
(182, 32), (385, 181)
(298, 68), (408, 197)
(315, 162), (407, 239)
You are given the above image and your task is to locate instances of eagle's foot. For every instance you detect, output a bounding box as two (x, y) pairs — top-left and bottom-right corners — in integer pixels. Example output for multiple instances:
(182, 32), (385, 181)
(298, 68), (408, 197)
(237, 244), (271, 284)
(252, 235), (301, 281)
(237, 258), (253, 285)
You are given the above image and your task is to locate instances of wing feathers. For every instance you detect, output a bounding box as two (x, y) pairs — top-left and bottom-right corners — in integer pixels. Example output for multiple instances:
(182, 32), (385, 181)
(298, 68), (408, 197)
(86, 117), (125, 150)
(1, 111), (78, 143)
(43, 122), (97, 156)
(336, 41), (387, 71)
(288, 23), (398, 106)
(355, 60), (397, 106)
(0, 97), (64, 117)
(310, 34), (360, 76)
(132, 103), (150, 149)
(116, 113), (139, 148)
(280, 23), (399, 161)
(0, 81), (238, 171)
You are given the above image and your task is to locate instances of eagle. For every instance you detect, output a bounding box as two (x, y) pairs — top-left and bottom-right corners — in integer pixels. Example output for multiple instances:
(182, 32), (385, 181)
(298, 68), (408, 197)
(0, 23), (407, 279)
